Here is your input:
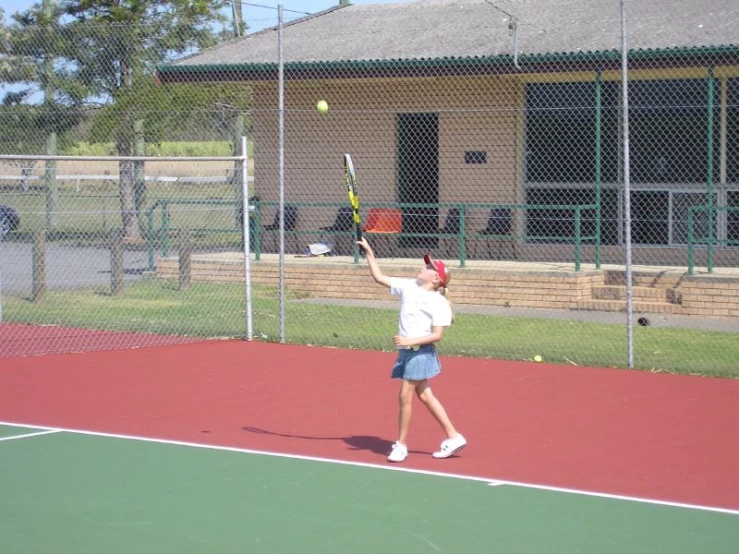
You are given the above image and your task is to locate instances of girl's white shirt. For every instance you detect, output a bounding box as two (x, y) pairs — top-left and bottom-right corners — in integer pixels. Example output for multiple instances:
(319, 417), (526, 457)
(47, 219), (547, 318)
(389, 278), (452, 344)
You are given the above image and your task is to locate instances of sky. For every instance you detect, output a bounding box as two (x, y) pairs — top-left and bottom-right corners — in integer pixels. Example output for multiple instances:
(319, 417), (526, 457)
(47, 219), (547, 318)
(0, 0), (416, 102)
(1, 1), (416, 30)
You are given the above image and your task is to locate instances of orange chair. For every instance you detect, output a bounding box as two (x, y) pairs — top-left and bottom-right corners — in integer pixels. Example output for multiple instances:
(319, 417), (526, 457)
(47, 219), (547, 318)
(363, 208), (402, 256)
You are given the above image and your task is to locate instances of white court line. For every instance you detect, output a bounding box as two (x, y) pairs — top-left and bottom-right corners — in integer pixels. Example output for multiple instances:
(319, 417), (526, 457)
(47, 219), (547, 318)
(1, 420), (737, 516)
(0, 429), (61, 442)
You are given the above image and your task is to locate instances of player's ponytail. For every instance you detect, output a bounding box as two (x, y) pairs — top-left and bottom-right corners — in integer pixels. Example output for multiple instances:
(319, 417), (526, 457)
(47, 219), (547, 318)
(439, 285), (455, 324)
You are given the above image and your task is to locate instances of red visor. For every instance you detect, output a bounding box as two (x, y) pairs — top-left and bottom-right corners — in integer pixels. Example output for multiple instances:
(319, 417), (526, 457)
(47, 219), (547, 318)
(423, 254), (451, 286)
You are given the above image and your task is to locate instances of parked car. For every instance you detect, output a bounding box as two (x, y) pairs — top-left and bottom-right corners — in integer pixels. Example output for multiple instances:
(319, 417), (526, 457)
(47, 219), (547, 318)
(0, 204), (20, 235)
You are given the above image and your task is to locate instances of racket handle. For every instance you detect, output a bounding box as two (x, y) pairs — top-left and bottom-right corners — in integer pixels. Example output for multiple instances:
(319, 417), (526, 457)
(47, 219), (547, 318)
(355, 229), (365, 257)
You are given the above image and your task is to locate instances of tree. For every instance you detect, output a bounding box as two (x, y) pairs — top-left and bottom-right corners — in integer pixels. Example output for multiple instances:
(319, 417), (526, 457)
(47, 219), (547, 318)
(1, 1), (86, 227)
(3, 1), (251, 241)
(89, 78), (252, 233)
(55, 0), (236, 242)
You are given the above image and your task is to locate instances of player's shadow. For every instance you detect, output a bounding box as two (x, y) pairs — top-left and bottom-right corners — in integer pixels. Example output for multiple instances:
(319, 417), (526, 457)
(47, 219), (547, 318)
(242, 426), (394, 456)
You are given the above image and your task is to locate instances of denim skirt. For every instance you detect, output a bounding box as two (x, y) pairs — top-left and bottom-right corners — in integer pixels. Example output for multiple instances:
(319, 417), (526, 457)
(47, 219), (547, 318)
(391, 345), (441, 380)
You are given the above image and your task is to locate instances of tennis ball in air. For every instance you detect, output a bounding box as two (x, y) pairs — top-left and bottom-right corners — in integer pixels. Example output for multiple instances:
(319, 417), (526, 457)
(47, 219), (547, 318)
(316, 100), (329, 114)
(533, 355), (542, 363)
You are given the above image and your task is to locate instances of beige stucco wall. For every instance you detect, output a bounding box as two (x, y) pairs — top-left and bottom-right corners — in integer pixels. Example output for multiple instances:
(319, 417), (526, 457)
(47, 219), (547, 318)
(250, 75), (522, 231)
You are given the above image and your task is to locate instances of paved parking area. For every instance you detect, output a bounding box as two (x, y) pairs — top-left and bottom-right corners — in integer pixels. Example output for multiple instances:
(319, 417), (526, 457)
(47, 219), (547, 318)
(0, 241), (148, 294)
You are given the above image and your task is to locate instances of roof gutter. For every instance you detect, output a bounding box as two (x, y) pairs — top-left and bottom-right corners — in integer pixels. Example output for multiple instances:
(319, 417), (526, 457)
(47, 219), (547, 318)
(157, 45), (739, 84)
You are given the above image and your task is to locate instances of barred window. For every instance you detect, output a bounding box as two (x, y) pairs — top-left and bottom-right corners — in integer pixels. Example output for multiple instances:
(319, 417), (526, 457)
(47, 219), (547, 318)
(669, 192), (717, 245)
(525, 187), (619, 245)
(525, 78), (723, 246)
(629, 79), (720, 184)
(728, 191), (739, 245)
(525, 81), (618, 183)
(728, 78), (739, 185)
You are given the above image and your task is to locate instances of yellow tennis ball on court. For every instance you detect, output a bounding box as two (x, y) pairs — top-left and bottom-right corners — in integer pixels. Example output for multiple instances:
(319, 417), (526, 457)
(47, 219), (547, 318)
(534, 355), (542, 363)
(316, 100), (328, 114)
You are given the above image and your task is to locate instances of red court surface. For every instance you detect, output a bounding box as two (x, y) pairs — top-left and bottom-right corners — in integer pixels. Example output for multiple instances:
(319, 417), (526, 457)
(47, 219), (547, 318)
(0, 323), (199, 358)
(1, 340), (737, 511)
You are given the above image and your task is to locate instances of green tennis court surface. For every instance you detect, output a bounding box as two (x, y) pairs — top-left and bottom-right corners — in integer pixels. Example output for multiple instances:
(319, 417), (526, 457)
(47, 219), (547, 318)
(1, 424), (736, 554)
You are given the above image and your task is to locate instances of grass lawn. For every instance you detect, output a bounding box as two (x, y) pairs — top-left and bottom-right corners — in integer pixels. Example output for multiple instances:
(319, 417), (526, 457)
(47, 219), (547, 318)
(3, 280), (738, 378)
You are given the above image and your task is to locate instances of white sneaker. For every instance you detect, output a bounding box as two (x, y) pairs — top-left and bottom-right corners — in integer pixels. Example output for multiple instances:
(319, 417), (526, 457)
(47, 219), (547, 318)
(432, 434), (467, 459)
(388, 442), (408, 462)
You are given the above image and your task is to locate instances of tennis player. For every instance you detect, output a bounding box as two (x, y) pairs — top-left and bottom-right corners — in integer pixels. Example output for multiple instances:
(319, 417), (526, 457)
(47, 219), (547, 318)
(357, 237), (467, 463)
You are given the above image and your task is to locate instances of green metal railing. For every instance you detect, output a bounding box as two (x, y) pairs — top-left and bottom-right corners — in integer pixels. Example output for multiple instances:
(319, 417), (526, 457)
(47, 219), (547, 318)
(144, 199), (252, 271)
(144, 199), (599, 272)
(687, 205), (739, 275)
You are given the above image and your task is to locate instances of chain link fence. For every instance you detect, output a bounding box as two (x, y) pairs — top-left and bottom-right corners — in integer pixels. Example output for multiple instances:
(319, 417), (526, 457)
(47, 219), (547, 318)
(1, 1), (738, 375)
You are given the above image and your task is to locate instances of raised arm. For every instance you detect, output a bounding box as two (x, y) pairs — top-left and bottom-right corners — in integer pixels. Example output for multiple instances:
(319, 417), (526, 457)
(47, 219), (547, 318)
(357, 237), (392, 288)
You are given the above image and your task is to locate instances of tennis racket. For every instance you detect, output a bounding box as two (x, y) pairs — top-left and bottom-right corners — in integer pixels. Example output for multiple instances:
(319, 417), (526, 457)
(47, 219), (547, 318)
(344, 153), (362, 243)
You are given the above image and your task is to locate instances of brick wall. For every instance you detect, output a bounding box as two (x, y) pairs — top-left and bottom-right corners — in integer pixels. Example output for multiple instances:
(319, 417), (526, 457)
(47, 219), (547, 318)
(156, 255), (739, 320)
(681, 276), (739, 318)
(156, 256), (605, 311)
